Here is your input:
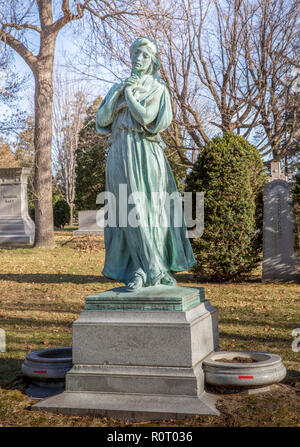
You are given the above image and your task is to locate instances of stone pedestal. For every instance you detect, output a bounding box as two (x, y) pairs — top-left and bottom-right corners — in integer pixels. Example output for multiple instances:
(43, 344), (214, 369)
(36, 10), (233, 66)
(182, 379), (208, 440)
(33, 285), (220, 420)
(0, 167), (34, 244)
(73, 210), (104, 235)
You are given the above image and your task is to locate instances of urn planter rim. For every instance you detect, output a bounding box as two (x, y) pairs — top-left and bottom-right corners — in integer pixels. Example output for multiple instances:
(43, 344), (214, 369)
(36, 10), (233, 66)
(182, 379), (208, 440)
(25, 347), (72, 364)
(203, 350), (282, 369)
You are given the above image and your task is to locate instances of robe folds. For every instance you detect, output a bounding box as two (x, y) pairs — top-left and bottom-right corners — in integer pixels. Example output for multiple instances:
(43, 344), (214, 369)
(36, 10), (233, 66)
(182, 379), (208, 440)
(96, 74), (196, 286)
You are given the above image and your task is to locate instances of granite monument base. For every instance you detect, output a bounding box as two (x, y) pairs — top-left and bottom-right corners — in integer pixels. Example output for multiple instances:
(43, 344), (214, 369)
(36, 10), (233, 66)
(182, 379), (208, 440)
(0, 217), (34, 244)
(33, 285), (220, 420)
(0, 167), (35, 245)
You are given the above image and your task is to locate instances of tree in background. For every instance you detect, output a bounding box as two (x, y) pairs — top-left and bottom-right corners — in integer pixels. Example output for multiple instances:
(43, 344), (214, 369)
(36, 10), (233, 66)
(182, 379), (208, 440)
(241, 0), (299, 162)
(12, 115), (64, 221)
(73, 0), (299, 168)
(292, 169), (300, 253)
(0, 0), (82, 247)
(14, 115), (35, 169)
(0, 45), (27, 135)
(0, 0), (145, 247)
(75, 97), (107, 210)
(0, 140), (19, 167)
(53, 75), (89, 225)
(282, 71), (299, 177)
(185, 132), (267, 281)
(12, 115), (35, 217)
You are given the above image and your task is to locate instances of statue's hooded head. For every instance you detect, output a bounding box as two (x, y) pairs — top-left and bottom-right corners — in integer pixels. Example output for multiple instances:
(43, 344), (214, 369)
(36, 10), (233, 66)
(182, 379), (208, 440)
(129, 37), (161, 78)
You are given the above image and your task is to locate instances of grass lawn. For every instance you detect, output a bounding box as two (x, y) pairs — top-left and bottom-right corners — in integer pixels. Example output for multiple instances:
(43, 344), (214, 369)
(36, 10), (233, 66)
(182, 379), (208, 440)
(0, 229), (299, 427)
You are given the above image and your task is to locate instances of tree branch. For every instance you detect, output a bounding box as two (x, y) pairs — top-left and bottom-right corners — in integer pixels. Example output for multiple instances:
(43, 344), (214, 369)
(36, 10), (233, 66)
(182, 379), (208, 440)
(0, 22), (42, 34)
(0, 29), (37, 70)
(49, 0), (91, 34)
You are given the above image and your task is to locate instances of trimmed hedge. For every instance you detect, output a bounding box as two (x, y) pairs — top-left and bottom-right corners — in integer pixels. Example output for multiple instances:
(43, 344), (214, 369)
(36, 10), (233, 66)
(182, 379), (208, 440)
(185, 132), (267, 281)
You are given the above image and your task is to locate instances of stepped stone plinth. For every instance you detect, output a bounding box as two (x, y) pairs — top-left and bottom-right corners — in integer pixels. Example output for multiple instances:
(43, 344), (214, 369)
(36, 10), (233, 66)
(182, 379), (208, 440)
(33, 285), (220, 420)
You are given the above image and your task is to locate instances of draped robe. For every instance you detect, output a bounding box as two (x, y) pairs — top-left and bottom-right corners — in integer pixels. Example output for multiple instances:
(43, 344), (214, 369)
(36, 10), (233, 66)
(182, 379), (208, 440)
(96, 74), (196, 286)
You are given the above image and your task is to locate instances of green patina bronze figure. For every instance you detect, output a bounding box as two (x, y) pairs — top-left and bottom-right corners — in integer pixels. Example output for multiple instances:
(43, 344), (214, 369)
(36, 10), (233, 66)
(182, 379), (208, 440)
(96, 37), (196, 291)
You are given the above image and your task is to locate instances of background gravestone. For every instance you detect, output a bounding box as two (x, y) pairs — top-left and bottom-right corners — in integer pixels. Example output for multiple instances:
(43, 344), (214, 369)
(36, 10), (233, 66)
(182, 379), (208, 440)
(0, 167), (35, 244)
(262, 162), (299, 282)
(73, 210), (104, 235)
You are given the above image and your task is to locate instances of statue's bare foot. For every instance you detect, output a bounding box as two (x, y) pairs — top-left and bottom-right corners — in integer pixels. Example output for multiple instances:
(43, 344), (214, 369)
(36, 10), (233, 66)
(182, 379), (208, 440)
(127, 274), (143, 291)
(161, 272), (177, 286)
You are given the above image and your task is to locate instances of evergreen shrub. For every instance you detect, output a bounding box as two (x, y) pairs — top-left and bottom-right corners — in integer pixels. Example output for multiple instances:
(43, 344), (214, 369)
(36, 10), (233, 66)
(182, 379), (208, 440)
(185, 132), (267, 281)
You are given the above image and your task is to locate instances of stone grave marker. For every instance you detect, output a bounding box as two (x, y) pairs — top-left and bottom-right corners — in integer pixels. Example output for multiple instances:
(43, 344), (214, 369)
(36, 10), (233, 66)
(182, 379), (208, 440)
(73, 210), (104, 235)
(0, 167), (35, 244)
(262, 162), (299, 282)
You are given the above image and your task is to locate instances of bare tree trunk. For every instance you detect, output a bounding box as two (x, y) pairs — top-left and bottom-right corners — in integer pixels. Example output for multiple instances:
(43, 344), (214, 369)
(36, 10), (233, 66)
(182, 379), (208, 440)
(0, 0), (88, 247)
(33, 37), (55, 248)
(69, 202), (74, 226)
(52, 76), (88, 225)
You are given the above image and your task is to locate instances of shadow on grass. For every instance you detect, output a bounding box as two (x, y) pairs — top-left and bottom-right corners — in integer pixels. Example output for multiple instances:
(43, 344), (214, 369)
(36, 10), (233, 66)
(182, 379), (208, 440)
(219, 318), (298, 329)
(55, 227), (78, 232)
(219, 331), (290, 344)
(174, 272), (263, 284)
(2, 303), (83, 314)
(283, 369), (300, 386)
(2, 317), (73, 329)
(0, 245), (34, 250)
(0, 273), (114, 285)
(3, 272), (295, 286)
(0, 356), (24, 390)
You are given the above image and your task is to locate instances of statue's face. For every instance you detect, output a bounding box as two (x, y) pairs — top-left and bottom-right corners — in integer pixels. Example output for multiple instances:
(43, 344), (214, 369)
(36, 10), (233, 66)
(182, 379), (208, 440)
(131, 46), (152, 74)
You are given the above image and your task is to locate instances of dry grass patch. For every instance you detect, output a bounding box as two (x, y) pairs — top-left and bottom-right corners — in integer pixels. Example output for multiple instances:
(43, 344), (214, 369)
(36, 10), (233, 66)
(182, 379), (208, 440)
(0, 229), (299, 426)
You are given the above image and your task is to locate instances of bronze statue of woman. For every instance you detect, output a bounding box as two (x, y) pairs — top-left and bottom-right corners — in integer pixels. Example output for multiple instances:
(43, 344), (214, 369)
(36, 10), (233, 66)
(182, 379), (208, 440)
(96, 37), (196, 291)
